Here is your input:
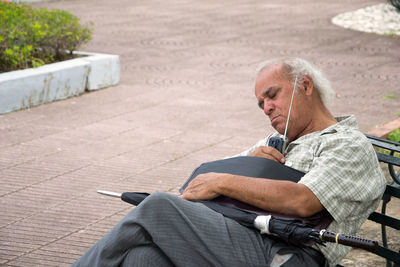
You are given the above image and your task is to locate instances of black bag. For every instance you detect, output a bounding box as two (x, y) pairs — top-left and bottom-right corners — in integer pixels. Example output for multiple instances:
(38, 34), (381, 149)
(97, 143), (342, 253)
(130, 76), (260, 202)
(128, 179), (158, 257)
(121, 156), (332, 229)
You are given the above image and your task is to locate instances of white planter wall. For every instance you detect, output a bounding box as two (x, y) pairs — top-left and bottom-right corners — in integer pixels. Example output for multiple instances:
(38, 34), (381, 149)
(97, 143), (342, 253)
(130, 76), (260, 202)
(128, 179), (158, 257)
(0, 52), (120, 115)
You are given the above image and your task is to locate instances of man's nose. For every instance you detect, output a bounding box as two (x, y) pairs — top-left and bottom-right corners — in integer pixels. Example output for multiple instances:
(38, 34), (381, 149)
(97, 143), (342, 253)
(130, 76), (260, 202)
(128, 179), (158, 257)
(264, 102), (274, 115)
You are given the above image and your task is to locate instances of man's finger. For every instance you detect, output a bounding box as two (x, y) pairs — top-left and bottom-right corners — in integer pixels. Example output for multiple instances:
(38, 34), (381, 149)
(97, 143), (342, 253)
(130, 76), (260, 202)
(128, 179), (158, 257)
(250, 146), (285, 163)
(262, 146), (286, 163)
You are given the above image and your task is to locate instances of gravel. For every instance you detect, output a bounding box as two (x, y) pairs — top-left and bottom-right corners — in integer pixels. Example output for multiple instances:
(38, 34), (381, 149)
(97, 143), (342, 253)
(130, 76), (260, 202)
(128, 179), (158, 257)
(332, 3), (400, 36)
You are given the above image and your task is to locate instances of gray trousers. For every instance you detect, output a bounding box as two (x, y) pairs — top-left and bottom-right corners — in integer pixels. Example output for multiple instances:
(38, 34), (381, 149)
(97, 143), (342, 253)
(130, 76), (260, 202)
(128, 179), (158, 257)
(71, 192), (325, 267)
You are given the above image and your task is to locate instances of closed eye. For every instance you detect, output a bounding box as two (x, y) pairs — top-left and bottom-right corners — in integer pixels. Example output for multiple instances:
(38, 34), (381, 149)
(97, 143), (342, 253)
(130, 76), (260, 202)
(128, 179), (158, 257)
(258, 100), (264, 109)
(258, 87), (280, 109)
(267, 88), (279, 99)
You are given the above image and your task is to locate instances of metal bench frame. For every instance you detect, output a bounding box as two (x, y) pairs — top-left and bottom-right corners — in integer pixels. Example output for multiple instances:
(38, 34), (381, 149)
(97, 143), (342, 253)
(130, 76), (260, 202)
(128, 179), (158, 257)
(365, 134), (400, 267)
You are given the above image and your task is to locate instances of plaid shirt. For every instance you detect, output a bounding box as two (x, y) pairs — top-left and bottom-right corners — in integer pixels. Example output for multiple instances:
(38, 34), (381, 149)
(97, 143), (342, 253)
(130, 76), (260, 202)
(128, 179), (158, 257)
(236, 116), (386, 266)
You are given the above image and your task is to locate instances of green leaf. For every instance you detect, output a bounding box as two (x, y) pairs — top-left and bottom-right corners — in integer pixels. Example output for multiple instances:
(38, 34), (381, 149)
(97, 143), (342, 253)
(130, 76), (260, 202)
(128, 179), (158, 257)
(5, 48), (13, 56)
(385, 94), (398, 99)
(31, 57), (44, 68)
(388, 128), (400, 143)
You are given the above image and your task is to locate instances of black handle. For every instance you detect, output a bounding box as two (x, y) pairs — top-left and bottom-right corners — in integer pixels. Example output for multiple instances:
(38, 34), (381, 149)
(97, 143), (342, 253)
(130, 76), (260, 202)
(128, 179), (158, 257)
(321, 231), (378, 251)
(121, 192), (149, 206)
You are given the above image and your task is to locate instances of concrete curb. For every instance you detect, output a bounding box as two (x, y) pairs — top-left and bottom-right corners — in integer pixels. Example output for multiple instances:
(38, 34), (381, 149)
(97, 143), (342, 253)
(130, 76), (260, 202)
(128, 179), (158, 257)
(0, 51), (120, 115)
(367, 118), (400, 139)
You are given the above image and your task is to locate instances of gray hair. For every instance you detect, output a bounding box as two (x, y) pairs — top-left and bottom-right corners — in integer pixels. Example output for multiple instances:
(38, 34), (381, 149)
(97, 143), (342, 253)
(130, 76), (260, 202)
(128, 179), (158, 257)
(256, 58), (335, 106)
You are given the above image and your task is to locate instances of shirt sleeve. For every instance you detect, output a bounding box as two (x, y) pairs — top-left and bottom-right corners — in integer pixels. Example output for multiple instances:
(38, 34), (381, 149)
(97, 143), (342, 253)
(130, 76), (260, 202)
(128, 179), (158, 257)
(298, 132), (386, 223)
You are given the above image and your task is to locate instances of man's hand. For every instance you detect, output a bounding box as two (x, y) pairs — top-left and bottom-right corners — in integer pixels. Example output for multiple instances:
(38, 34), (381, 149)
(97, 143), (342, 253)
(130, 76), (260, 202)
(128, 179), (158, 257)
(249, 146), (286, 163)
(180, 172), (224, 200)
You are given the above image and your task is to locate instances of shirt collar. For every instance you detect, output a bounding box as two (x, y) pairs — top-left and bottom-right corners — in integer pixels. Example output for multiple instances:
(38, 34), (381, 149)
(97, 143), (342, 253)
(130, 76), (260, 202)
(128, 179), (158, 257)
(289, 115), (358, 145)
(321, 115), (358, 134)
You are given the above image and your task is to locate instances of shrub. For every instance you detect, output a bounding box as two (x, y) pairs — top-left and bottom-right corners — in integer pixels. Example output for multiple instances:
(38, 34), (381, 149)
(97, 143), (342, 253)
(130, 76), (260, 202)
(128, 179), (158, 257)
(388, 0), (400, 11)
(378, 128), (400, 158)
(0, 2), (93, 72)
(388, 128), (400, 143)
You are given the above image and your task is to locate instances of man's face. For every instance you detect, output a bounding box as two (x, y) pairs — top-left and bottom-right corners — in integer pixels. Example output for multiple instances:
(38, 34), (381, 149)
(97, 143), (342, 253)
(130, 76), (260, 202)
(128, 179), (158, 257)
(254, 65), (302, 136)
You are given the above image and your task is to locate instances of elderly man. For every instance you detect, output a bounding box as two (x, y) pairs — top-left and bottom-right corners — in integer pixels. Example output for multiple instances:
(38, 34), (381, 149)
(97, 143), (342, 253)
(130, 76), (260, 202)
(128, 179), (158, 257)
(72, 58), (386, 267)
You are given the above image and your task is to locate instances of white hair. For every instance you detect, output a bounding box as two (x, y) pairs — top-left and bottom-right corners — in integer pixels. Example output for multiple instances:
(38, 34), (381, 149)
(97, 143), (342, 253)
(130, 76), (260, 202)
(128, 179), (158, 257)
(257, 58), (335, 106)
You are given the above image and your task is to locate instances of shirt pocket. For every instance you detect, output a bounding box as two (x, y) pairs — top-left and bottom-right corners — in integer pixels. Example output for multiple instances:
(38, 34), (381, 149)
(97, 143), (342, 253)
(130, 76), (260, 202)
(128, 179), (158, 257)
(284, 146), (315, 173)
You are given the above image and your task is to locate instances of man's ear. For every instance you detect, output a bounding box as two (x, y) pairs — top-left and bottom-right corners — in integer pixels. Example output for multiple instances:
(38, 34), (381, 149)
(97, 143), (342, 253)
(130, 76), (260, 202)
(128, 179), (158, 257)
(302, 74), (314, 96)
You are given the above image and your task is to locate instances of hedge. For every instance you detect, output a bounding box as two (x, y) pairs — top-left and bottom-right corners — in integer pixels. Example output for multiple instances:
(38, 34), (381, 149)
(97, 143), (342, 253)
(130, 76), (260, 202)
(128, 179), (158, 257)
(0, 2), (93, 72)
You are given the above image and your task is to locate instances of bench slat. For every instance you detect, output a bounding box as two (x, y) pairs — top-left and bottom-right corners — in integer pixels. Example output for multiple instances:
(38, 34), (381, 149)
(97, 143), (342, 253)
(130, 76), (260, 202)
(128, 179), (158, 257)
(385, 184), (400, 198)
(366, 134), (400, 152)
(376, 152), (400, 167)
(368, 212), (400, 230)
(373, 245), (400, 264)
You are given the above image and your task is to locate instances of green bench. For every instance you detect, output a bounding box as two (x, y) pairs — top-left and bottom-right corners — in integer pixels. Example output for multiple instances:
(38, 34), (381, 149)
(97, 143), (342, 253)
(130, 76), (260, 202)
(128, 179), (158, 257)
(363, 134), (400, 267)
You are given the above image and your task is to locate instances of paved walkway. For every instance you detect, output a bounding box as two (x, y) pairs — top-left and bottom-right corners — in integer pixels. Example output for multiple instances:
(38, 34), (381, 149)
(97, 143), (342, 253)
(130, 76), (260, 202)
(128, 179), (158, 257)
(1, 0), (399, 266)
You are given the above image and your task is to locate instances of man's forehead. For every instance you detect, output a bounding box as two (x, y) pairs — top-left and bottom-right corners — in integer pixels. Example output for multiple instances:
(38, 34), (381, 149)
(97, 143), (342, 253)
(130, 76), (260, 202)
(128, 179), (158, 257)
(255, 64), (286, 91)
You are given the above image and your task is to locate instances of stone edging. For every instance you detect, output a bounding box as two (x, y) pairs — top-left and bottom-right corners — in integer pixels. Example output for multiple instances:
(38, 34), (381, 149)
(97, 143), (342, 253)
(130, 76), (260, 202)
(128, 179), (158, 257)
(331, 3), (400, 36)
(0, 51), (120, 115)
(367, 118), (400, 138)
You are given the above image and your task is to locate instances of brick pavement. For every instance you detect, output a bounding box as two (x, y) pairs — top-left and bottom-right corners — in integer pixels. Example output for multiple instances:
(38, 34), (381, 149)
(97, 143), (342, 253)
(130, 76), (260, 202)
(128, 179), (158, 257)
(1, 0), (399, 266)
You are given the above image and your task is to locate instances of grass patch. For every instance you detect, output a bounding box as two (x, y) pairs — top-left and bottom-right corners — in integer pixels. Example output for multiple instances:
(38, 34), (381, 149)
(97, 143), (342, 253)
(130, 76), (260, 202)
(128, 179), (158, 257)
(377, 128), (400, 158)
(384, 29), (400, 38)
(388, 128), (400, 143)
(385, 94), (398, 99)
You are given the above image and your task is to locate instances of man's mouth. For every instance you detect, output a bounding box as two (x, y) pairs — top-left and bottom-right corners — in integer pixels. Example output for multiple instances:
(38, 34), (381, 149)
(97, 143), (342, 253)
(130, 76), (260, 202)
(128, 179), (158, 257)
(270, 115), (280, 124)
